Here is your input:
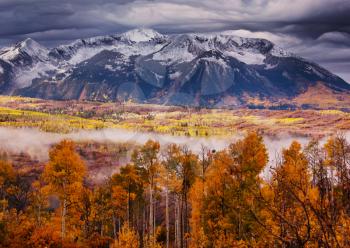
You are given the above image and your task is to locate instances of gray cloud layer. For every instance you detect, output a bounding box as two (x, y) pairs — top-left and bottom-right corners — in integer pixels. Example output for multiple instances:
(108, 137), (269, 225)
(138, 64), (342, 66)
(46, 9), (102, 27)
(0, 0), (349, 81)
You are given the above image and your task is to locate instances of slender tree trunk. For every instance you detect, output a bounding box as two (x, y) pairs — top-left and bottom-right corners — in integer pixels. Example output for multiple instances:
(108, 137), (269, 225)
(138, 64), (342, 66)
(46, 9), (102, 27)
(238, 181), (243, 240)
(154, 199), (156, 243)
(330, 166), (334, 209)
(175, 195), (181, 248)
(2, 198), (5, 213)
(175, 196), (178, 248)
(166, 177), (170, 248)
(127, 188), (130, 227)
(180, 194), (184, 248)
(149, 180), (154, 239)
(38, 204), (41, 226)
(113, 214), (117, 239)
(184, 191), (188, 248)
(143, 208), (145, 238)
(61, 198), (67, 239)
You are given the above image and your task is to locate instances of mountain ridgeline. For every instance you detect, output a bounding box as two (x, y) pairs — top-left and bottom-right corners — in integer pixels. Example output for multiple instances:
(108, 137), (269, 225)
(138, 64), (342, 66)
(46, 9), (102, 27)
(0, 28), (349, 107)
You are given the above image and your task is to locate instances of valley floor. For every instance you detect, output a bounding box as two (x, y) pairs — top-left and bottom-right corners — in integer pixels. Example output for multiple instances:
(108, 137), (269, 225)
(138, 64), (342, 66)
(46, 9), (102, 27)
(0, 95), (349, 138)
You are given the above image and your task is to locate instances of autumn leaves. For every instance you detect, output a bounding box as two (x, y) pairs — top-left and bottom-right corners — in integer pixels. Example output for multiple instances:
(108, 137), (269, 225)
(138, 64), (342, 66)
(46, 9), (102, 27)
(1, 133), (350, 247)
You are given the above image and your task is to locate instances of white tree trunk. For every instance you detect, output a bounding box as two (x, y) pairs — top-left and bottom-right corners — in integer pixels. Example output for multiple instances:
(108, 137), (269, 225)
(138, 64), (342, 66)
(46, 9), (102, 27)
(149, 181), (153, 238)
(165, 179), (169, 248)
(176, 196), (181, 248)
(61, 198), (67, 239)
(175, 197), (178, 248)
(127, 190), (130, 227)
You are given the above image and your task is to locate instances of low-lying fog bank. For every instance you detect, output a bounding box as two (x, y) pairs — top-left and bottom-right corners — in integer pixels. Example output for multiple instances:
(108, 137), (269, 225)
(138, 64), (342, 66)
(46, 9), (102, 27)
(0, 127), (349, 177)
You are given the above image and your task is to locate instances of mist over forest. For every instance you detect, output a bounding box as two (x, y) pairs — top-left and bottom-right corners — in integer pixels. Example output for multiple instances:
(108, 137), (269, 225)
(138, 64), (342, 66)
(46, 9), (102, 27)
(0, 126), (325, 161)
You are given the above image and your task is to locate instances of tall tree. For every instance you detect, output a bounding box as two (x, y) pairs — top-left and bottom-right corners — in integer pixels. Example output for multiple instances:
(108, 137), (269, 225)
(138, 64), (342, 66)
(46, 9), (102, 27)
(259, 141), (320, 247)
(190, 132), (268, 247)
(228, 132), (268, 242)
(324, 135), (350, 213)
(111, 164), (142, 227)
(162, 144), (183, 248)
(177, 147), (198, 248)
(132, 140), (160, 243)
(42, 140), (86, 240)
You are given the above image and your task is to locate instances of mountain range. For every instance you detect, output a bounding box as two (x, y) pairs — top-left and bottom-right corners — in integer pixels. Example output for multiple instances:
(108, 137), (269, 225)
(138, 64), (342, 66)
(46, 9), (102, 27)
(0, 28), (349, 108)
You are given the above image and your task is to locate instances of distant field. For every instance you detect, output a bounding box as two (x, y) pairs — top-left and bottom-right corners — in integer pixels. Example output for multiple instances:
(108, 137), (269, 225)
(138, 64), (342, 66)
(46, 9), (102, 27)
(0, 95), (349, 137)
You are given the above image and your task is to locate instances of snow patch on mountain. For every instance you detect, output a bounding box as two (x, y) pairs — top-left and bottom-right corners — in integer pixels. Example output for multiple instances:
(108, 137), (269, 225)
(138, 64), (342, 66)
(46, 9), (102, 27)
(48, 29), (293, 69)
(68, 47), (110, 65)
(265, 63), (278, 70)
(104, 64), (119, 72)
(14, 62), (56, 88)
(201, 57), (229, 69)
(64, 41), (165, 65)
(270, 46), (293, 57)
(224, 50), (265, 65)
(116, 43), (165, 57)
(169, 71), (182, 79)
(153, 47), (195, 64)
(217, 33), (247, 46)
(151, 32), (279, 65)
(121, 28), (164, 43)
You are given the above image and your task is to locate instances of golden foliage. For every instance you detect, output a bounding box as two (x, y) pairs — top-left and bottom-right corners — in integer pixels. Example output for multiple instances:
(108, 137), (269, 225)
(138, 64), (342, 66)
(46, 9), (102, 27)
(113, 223), (139, 248)
(2, 132), (350, 247)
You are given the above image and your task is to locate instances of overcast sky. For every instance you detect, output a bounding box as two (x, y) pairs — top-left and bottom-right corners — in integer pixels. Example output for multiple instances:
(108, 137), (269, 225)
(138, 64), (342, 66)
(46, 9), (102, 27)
(0, 0), (349, 81)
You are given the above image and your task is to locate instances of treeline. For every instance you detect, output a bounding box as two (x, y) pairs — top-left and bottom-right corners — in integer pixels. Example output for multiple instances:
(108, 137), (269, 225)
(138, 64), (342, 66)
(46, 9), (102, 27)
(1, 133), (350, 247)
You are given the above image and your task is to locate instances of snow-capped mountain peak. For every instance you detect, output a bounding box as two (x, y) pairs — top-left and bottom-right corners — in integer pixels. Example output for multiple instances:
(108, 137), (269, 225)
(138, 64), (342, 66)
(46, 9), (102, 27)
(151, 31), (281, 65)
(121, 28), (165, 42)
(0, 38), (48, 63)
(20, 38), (48, 59)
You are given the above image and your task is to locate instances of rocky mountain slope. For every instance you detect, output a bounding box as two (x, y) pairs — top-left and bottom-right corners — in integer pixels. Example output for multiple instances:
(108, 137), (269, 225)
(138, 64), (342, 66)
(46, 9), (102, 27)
(0, 28), (349, 107)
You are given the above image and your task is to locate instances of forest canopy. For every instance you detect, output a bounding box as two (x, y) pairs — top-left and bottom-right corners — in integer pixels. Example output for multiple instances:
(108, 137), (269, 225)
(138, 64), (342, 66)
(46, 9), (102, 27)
(1, 132), (350, 247)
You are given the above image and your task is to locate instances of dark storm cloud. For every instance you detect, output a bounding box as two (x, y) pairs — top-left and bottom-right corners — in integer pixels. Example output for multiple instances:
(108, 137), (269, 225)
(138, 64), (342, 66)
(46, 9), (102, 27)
(0, 0), (135, 45)
(0, 0), (349, 81)
(1, 0), (349, 43)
